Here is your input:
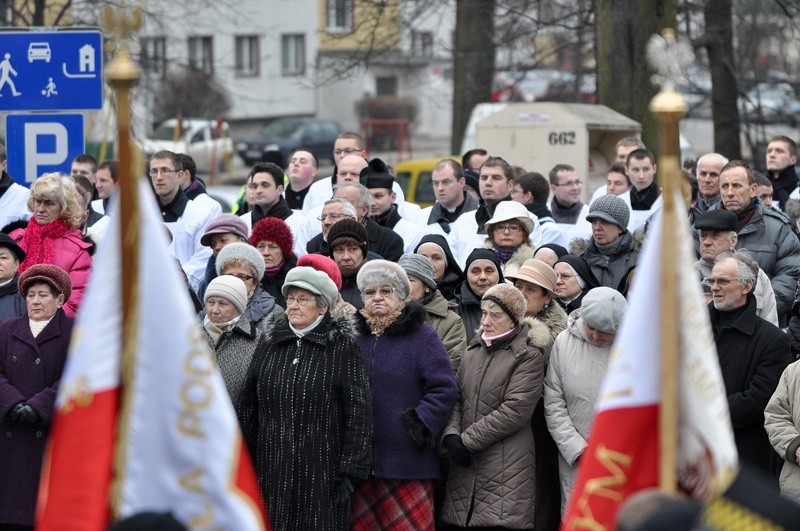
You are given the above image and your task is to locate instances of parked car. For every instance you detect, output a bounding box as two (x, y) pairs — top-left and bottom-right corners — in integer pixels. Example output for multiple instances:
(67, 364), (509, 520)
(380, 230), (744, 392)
(236, 118), (342, 167)
(739, 83), (798, 124)
(142, 118), (233, 174)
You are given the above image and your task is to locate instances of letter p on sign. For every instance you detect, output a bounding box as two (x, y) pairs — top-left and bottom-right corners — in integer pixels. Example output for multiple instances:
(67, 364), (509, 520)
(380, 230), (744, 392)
(6, 114), (85, 186)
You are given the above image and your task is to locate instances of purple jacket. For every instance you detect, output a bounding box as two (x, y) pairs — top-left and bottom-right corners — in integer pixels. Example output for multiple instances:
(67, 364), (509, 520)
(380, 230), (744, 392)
(355, 303), (457, 479)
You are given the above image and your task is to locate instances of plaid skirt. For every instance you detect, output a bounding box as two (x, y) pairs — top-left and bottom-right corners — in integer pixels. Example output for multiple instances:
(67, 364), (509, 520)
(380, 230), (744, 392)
(350, 477), (434, 530)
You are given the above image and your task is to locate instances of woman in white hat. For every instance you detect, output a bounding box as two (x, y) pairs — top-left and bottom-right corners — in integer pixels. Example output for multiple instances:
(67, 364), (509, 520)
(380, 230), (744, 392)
(483, 200), (537, 272)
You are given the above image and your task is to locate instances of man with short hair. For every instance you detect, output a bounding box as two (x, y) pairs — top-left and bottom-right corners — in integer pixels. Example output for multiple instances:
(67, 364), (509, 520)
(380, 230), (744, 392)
(71, 153), (98, 186)
(284, 147), (318, 209)
(362, 158), (421, 252)
(614, 136), (645, 164)
(511, 171), (567, 247)
(627, 149), (661, 211)
(766, 135), (799, 209)
(461, 148), (489, 172)
(708, 251), (791, 478)
(415, 159), (478, 235)
(92, 160), (118, 215)
(589, 162), (633, 206)
(695, 153), (728, 212)
(177, 153), (222, 217)
(0, 143), (29, 228)
(754, 172), (774, 210)
(549, 164), (587, 224)
(149, 150), (214, 291)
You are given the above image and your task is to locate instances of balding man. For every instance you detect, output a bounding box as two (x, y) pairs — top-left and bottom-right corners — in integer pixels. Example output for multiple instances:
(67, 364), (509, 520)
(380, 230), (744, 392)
(695, 153), (728, 212)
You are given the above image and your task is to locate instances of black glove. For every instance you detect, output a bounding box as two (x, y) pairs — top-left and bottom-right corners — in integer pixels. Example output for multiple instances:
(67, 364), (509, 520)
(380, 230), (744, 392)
(15, 405), (38, 424)
(401, 408), (432, 448)
(9, 402), (25, 422)
(443, 434), (472, 467)
(333, 476), (355, 506)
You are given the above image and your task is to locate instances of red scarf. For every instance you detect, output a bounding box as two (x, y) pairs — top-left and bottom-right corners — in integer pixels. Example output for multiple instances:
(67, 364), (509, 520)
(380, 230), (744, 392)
(19, 218), (70, 272)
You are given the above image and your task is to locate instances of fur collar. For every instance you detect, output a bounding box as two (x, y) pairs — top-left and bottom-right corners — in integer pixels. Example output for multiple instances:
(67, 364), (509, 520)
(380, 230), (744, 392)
(522, 302), (568, 353)
(569, 228), (645, 256)
(354, 302), (427, 337)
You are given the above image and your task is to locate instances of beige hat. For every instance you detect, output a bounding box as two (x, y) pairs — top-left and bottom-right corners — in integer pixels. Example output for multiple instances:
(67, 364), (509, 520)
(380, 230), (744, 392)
(485, 200), (536, 235)
(505, 258), (558, 296)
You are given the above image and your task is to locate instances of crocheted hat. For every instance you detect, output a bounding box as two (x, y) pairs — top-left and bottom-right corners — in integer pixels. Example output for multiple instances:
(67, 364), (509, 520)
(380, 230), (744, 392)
(586, 194), (630, 230)
(482, 283), (527, 326)
(200, 213), (249, 247)
(205, 275), (248, 314)
(216, 242), (266, 280)
(18, 264), (72, 302)
(249, 217), (294, 259)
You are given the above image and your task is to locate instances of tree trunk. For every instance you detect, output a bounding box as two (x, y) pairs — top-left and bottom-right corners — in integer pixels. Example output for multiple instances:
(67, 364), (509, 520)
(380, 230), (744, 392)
(451, 0), (495, 155)
(704, 0), (741, 159)
(595, 0), (675, 159)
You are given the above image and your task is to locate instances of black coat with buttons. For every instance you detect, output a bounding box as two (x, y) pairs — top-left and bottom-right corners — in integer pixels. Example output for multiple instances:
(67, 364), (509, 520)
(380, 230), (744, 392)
(0, 309), (72, 526)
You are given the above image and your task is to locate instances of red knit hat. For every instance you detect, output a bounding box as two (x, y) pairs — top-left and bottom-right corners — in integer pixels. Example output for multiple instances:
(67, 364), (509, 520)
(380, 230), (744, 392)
(297, 254), (342, 290)
(249, 217), (294, 259)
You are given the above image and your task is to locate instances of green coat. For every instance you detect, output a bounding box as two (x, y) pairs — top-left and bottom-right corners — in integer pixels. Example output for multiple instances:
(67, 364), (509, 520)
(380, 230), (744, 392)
(423, 290), (467, 372)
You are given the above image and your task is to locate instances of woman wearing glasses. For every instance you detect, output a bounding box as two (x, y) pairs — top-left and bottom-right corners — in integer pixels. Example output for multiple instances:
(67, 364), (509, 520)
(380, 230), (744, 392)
(482, 200), (536, 272)
(239, 266), (372, 530)
(351, 260), (457, 530)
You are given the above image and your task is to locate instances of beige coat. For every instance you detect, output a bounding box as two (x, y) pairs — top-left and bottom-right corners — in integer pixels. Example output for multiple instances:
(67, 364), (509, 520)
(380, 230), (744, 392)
(423, 290), (467, 372)
(442, 323), (545, 529)
(544, 311), (613, 513)
(765, 360), (800, 503)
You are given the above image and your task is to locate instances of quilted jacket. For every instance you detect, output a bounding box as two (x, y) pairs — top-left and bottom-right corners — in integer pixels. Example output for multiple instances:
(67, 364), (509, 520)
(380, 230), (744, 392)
(765, 360), (800, 503)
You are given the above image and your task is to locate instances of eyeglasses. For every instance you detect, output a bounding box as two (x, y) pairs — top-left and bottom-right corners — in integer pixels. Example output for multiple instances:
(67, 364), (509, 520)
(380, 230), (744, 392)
(317, 213), (351, 222)
(703, 277), (738, 287)
(149, 168), (178, 177)
(493, 224), (522, 233)
(286, 296), (314, 306)
(555, 273), (574, 281)
(363, 286), (397, 298)
(230, 273), (255, 282)
(333, 147), (359, 156)
(555, 180), (582, 187)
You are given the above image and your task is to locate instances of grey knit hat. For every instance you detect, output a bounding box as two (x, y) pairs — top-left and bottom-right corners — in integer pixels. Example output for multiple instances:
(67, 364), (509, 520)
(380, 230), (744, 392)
(482, 283), (527, 326)
(357, 259), (411, 300)
(581, 286), (628, 333)
(282, 266), (339, 309)
(216, 242), (266, 280)
(398, 253), (436, 291)
(205, 275), (248, 314)
(586, 194), (630, 230)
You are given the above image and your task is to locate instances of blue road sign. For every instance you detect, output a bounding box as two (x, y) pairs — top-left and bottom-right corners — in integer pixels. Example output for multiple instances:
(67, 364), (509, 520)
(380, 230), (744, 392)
(6, 113), (85, 185)
(0, 29), (103, 111)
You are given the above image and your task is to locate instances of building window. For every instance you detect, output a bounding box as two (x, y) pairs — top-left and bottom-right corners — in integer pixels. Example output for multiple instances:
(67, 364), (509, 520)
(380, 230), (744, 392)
(235, 35), (259, 77)
(411, 31), (433, 57)
(188, 35), (213, 74)
(140, 36), (166, 77)
(326, 0), (352, 33)
(281, 34), (305, 75)
(376, 76), (398, 96)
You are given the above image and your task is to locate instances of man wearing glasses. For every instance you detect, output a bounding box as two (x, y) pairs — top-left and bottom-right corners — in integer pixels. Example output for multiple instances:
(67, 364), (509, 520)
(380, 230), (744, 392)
(149, 150), (214, 292)
(549, 164), (587, 224)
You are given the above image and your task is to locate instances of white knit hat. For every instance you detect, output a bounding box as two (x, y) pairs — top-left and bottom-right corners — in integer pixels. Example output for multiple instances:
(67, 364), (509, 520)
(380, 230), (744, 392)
(205, 275), (248, 314)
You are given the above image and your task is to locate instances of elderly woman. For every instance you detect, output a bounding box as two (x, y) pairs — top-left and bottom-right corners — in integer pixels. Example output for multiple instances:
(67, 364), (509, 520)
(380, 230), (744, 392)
(554, 255), (600, 315)
(544, 286), (628, 512)
(442, 283), (545, 529)
(351, 260), (457, 530)
(398, 253), (466, 372)
(200, 275), (262, 407)
(455, 249), (504, 342)
(0, 234), (25, 322)
(296, 253), (357, 318)
(505, 258), (568, 531)
(569, 194), (641, 290)
(206, 242), (281, 330)
(483, 200), (536, 271)
(239, 266), (372, 531)
(10, 173), (92, 316)
(0, 264), (73, 528)
(250, 217), (297, 307)
(414, 235), (463, 302)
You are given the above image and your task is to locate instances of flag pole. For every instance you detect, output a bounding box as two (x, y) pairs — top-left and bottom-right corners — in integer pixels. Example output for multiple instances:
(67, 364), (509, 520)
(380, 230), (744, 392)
(647, 29), (689, 493)
(101, 4), (143, 516)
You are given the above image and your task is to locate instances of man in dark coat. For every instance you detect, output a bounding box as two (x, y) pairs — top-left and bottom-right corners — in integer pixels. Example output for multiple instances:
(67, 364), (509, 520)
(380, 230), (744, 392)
(708, 252), (792, 480)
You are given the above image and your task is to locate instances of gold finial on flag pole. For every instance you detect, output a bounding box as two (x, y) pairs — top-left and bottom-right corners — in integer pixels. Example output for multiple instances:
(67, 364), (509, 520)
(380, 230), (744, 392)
(646, 28), (690, 493)
(102, 1), (143, 516)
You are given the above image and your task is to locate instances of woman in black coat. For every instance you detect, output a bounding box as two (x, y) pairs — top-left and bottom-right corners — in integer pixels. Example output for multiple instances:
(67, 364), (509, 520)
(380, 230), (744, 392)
(0, 233), (26, 323)
(455, 249), (504, 341)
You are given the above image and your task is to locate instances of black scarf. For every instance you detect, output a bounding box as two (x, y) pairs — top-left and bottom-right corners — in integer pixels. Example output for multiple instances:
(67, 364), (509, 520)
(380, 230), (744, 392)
(284, 182), (310, 210)
(630, 181), (660, 211)
(370, 204), (402, 229)
(550, 197), (583, 223)
(252, 196), (293, 224)
(475, 195), (510, 234)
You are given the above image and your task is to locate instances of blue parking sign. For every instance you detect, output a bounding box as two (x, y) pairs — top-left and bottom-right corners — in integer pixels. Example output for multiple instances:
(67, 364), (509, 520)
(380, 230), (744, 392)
(6, 114), (85, 185)
(0, 29), (103, 111)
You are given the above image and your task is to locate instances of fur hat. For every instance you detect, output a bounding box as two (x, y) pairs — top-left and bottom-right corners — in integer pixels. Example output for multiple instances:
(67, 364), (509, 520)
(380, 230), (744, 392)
(0, 232), (25, 262)
(18, 264), (72, 302)
(694, 209), (738, 232)
(505, 258), (558, 296)
(398, 253), (436, 291)
(357, 259), (411, 300)
(581, 286), (627, 333)
(586, 194), (630, 230)
(205, 275), (248, 314)
(216, 242), (266, 280)
(360, 157), (394, 190)
(482, 283), (527, 326)
(327, 219), (368, 257)
(282, 266), (339, 309)
(297, 254), (342, 290)
(249, 217), (294, 259)
(485, 200), (535, 236)
(200, 213), (249, 247)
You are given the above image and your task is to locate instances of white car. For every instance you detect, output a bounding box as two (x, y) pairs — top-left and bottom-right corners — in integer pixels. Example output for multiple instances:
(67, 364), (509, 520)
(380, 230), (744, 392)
(142, 118), (234, 174)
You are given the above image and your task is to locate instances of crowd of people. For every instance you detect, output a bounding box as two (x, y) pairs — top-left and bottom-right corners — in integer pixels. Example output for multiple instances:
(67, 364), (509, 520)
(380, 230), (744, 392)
(3, 130), (800, 528)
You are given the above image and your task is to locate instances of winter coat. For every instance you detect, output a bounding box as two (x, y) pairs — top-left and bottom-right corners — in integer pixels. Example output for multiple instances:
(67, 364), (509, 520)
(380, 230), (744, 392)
(340, 269), (363, 310)
(569, 230), (643, 291)
(197, 284), (281, 332)
(710, 294), (792, 475)
(765, 360), (800, 503)
(10, 227), (92, 317)
(0, 310), (72, 525)
(354, 303), (457, 480)
(0, 273), (25, 323)
(422, 290), (467, 372)
(455, 281), (483, 343)
(239, 312), (372, 531)
(441, 323), (545, 529)
(202, 317), (262, 408)
(544, 311), (613, 512)
(482, 240), (535, 274)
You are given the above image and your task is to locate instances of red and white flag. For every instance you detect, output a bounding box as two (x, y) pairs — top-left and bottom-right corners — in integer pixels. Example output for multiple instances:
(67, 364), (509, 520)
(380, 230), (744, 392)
(562, 193), (738, 530)
(37, 181), (268, 530)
